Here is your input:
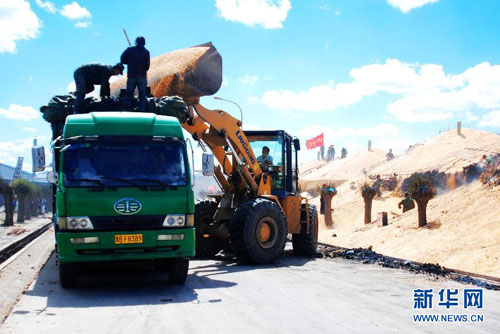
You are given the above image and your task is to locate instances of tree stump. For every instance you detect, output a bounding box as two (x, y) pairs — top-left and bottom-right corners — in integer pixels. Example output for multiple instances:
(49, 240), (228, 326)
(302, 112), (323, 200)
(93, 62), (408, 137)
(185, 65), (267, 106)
(361, 187), (377, 224)
(323, 190), (337, 226)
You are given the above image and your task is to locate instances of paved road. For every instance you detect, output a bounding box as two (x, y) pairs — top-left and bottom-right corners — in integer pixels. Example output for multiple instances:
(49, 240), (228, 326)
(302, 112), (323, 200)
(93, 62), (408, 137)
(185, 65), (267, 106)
(1, 249), (499, 333)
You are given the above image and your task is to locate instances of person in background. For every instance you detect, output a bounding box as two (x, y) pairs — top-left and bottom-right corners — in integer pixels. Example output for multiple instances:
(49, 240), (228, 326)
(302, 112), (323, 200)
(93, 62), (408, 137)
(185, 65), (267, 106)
(398, 192), (415, 213)
(320, 144), (325, 160)
(341, 147), (347, 159)
(73, 63), (124, 114)
(121, 36), (151, 112)
(386, 148), (395, 161)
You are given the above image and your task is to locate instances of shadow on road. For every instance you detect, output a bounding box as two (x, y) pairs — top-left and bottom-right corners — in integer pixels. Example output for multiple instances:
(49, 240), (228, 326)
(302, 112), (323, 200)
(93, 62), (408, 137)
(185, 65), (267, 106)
(22, 245), (316, 309)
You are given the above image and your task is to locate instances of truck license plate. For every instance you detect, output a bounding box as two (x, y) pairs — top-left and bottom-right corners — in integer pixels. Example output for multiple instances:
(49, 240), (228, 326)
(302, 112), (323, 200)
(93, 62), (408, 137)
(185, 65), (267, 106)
(114, 234), (143, 244)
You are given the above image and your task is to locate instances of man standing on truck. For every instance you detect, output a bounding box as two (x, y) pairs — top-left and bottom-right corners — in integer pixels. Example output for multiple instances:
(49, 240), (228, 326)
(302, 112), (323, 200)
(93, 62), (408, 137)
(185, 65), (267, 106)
(73, 63), (124, 114)
(121, 36), (150, 112)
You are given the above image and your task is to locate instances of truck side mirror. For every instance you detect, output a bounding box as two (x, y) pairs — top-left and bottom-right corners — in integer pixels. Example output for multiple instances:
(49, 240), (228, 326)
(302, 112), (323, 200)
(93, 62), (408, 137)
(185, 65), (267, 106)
(202, 153), (215, 176)
(293, 138), (301, 151)
(46, 171), (58, 184)
(32, 145), (46, 172)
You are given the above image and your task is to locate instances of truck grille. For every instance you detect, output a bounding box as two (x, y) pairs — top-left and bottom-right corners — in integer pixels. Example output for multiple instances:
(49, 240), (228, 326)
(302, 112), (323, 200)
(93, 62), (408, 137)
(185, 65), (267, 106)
(89, 215), (165, 231)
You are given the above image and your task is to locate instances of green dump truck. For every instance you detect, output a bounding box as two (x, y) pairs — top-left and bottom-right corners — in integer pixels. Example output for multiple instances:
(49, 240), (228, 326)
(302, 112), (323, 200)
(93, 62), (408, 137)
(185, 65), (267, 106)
(35, 112), (195, 287)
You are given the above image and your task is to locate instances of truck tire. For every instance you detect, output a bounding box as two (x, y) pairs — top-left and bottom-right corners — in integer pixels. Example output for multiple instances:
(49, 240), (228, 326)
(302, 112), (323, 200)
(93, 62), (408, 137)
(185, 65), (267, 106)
(167, 258), (189, 285)
(292, 204), (318, 256)
(229, 198), (287, 264)
(59, 262), (77, 288)
(194, 200), (225, 258)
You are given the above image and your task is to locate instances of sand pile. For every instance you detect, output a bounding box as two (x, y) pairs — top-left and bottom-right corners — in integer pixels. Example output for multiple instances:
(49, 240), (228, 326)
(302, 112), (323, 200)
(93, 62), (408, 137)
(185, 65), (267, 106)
(111, 42), (222, 99)
(317, 181), (500, 277)
(371, 129), (500, 176)
(301, 128), (500, 277)
(299, 149), (386, 190)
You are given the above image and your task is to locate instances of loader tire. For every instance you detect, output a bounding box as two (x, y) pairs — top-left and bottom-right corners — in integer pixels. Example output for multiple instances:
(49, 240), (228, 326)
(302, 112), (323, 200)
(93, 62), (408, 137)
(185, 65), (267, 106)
(194, 200), (225, 258)
(229, 198), (287, 264)
(292, 204), (318, 256)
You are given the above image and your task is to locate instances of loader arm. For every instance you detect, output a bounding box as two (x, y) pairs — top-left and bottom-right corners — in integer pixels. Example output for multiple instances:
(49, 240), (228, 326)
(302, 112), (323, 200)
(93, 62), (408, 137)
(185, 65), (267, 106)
(181, 102), (272, 197)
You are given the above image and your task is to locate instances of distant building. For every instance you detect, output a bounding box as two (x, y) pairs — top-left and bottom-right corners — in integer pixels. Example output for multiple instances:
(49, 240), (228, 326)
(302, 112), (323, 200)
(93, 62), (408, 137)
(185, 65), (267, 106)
(0, 162), (35, 182)
(0, 162), (47, 184)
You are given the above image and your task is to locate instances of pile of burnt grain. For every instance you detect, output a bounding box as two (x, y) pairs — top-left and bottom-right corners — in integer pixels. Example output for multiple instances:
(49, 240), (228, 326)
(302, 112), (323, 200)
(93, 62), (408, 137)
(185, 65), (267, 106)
(318, 245), (500, 291)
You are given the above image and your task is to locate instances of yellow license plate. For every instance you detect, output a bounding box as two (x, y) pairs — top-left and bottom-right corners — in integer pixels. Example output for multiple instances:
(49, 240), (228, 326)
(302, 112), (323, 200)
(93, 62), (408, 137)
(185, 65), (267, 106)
(114, 234), (143, 244)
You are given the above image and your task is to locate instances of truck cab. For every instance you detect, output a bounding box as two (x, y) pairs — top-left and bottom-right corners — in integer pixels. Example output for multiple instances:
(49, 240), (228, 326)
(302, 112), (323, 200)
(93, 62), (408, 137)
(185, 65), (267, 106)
(43, 112), (195, 287)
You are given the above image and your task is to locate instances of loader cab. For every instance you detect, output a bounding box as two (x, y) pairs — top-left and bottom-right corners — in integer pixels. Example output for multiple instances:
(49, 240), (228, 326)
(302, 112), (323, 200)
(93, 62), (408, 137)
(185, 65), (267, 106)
(245, 130), (300, 199)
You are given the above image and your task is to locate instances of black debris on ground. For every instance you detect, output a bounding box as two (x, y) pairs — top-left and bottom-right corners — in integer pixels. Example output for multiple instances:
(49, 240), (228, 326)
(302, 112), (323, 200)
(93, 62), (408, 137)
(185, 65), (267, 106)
(317, 245), (500, 291)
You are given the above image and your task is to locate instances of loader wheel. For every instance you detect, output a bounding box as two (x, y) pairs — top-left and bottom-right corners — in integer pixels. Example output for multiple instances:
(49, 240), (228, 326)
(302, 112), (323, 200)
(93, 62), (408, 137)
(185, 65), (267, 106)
(292, 204), (318, 256)
(194, 200), (225, 258)
(229, 198), (287, 264)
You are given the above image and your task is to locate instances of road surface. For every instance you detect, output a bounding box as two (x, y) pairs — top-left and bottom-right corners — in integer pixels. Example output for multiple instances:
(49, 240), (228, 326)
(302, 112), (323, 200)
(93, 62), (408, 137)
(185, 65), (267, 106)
(1, 248), (499, 333)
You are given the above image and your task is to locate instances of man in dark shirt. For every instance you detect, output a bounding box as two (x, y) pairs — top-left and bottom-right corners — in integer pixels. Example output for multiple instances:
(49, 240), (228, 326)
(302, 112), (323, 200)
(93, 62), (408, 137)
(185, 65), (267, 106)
(121, 36), (150, 112)
(73, 63), (124, 114)
(398, 192), (415, 213)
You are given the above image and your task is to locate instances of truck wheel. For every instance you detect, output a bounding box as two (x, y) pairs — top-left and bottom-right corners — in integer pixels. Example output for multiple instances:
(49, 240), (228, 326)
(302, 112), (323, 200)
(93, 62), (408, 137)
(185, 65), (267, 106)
(59, 262), (78, 288)
(167, 258), (189, 285)
(292, 204), (318, 256)
(229, 198), (287, 264)
(195, 200), (225, 258)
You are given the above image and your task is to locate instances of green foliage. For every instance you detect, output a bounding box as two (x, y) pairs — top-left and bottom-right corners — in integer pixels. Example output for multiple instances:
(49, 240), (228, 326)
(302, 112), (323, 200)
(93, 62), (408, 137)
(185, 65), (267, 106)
(406, 174), (436, 200)
(360, 181), (377, 195)
(13, 179), (33, 197)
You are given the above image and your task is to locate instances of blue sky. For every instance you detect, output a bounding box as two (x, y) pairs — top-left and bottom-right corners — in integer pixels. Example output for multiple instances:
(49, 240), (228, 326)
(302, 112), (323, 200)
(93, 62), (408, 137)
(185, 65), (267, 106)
(1, 0), (500, 171)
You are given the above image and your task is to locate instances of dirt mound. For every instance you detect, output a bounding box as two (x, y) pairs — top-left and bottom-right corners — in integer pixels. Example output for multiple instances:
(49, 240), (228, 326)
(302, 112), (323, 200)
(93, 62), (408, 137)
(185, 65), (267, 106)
(372, 128), (500, 176)
(317, 180), (500, 277)
(301, 128), (500, 277)
(299, 149), (386, 190)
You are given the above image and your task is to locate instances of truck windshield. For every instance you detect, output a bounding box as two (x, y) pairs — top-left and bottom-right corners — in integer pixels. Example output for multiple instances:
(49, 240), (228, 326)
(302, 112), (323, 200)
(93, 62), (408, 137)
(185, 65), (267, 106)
(63, 141), (187, 187)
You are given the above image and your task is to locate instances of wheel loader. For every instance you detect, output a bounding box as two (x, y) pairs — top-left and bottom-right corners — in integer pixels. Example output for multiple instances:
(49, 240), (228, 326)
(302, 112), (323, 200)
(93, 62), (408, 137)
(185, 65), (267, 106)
(110, 42), (319, 264)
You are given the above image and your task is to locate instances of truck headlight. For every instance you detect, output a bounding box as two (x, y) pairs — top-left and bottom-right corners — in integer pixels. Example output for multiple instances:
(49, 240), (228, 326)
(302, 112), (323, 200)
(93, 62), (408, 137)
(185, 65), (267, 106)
(66, 216), (94, 230)
(163, 215), (185, 227)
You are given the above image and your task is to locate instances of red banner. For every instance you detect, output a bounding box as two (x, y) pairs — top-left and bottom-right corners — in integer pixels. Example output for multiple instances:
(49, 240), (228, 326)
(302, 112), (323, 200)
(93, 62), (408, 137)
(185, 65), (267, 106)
(306, 133), (324, 150)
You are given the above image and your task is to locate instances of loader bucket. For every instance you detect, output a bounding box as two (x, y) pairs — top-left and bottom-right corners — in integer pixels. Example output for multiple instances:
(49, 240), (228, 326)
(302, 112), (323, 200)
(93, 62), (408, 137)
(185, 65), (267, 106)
(111, 42), (222, 99)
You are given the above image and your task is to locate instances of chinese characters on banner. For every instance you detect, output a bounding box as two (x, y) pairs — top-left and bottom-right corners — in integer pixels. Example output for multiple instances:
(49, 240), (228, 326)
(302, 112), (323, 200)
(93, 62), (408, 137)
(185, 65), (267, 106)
(306, 133), (324, 150)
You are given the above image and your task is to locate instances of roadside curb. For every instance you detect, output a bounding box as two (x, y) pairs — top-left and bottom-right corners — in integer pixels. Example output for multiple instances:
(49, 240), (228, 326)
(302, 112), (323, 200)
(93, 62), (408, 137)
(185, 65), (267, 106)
(0, 220), (53, 265)
(318, 242), (500, 290)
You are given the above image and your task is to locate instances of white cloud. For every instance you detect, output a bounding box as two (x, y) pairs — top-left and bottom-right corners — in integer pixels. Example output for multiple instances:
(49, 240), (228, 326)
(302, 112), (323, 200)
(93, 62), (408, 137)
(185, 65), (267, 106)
(259, 59), (500, 123)
(35, 0), (56, 14)
(0, 104), (39, 121)
(222, 75), (229, 87)
(318, 1), (331, 12)
(0, 0), (41, 53)
(299, 123), (400, 140)
(74, 21), (91, 28)
(465, 111), (477, 122)
(215, 0), (291, 29)
(478, 110), (500, 128)
(0, 136), (51, 172)
(386, 0), (439, 13)
(238, 74), (258, 85)
(23, 127), (37, 132)
(60, 2), (91, 20)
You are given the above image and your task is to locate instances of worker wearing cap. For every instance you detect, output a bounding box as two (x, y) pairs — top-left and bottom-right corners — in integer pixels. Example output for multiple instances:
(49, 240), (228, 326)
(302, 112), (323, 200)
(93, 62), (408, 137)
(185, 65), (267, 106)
(73, 63), (124, 114)
(121, 36), (150, 112)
